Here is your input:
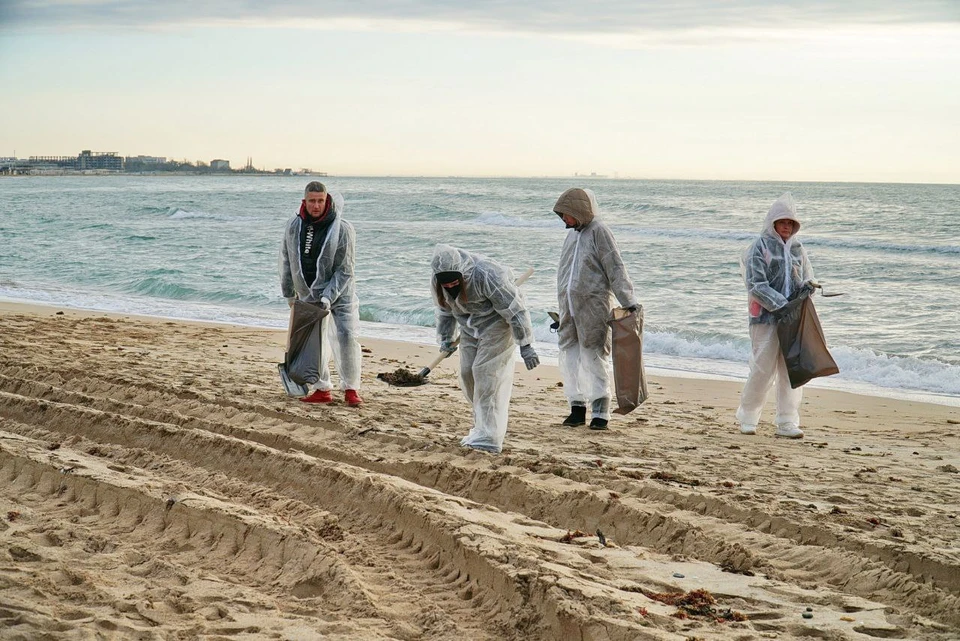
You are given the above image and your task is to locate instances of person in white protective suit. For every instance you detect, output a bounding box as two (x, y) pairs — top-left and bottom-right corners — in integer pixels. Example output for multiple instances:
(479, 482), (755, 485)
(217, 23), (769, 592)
(553, 188), (638, 431)
(280, 181), (363, 407)
(431, 244), (539, 454)
(735, 192), (816, 439)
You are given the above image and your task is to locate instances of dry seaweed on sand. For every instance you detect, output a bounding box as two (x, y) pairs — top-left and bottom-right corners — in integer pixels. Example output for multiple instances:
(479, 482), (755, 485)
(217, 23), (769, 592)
(377, 368), (427, 387)
(650, 471), (701, 486)
(641, 588), (747, 622)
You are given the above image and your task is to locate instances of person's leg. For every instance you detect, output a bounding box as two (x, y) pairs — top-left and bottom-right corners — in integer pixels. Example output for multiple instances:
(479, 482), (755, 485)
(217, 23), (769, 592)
(460, 327), (515, 454)
(735, 324), (778, 431)
(558, 320), (586, 425)
(330, 304), (362, 392)
(774, 352), (804, 438)
(578, 321), (612, 429)
(458, 332), (479, 405)
(300, 316), (333, 403)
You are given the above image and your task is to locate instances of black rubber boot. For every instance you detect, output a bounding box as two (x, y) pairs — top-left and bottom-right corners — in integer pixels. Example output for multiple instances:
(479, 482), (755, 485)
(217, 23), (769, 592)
(589, 417), (609, 431)
(562, 405), (587, 427)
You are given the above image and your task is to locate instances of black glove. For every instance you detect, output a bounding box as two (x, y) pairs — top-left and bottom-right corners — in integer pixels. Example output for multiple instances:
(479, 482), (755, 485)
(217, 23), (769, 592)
(439, 340), (458, 354)
(625, 305), (638, 313)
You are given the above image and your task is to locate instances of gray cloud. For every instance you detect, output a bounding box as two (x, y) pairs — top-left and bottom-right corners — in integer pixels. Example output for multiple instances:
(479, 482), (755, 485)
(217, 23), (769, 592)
(3, 0), (958, 34)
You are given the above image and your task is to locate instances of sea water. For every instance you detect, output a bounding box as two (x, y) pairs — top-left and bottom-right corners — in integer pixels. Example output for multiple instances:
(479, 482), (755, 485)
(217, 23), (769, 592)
(1, 175), (958, 406)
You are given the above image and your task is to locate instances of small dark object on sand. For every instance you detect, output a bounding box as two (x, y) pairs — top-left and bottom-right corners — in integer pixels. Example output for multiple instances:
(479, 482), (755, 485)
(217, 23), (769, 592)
(377, 368), (428, 387)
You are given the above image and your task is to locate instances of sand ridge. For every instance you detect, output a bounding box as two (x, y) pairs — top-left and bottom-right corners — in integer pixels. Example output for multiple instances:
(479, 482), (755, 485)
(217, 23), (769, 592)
(1, 304), (958, 639)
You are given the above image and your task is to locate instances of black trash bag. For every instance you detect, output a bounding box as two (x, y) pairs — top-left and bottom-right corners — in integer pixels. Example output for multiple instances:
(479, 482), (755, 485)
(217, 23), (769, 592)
(776, 291), (839, 389)
(608, 306), (649, 414)
(280, 300), (330, 391)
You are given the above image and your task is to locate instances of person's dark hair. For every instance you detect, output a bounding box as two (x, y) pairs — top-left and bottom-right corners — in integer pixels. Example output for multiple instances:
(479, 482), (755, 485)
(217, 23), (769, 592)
(304, 181), (326, 197)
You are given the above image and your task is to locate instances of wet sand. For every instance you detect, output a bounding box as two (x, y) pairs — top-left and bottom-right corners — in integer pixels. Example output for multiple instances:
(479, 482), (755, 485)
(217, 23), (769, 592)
(1, 301), (958, 640)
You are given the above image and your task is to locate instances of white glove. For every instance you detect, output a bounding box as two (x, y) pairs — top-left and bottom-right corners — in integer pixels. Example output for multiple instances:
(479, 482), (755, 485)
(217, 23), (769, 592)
(520, 344), (539, 370)
(319, 297), (331, 311)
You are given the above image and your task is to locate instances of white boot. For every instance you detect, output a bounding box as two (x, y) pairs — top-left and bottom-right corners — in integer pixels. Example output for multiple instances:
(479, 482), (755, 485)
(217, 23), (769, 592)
(774, 423), (804, 439)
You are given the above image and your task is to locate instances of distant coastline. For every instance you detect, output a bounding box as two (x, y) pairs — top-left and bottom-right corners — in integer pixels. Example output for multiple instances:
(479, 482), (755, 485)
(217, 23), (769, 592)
(0, 171), (330, 178)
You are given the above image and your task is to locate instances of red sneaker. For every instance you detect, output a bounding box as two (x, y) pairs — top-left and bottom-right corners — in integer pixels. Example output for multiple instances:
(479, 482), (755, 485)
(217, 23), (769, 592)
(344, 389), (363, 407)
(300, 389), (333, 404)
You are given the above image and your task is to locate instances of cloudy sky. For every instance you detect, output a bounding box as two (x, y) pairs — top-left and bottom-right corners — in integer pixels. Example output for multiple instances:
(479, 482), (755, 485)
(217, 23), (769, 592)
(2, 1), (958, 182)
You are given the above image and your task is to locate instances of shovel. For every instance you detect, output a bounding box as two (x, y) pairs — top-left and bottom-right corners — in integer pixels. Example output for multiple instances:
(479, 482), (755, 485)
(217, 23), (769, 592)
(418, 338), (461, 379)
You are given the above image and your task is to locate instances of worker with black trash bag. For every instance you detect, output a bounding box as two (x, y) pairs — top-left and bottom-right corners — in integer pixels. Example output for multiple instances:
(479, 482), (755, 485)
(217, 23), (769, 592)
(736, 192), (834, 439)
(279, 181), (363, 407)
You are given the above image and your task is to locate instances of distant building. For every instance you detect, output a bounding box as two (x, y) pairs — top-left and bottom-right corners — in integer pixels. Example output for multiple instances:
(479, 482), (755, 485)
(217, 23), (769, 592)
(28, 156), (77, 169)
(211, 159), (231, 171)
(125, 155), (166, 164)
(77, 150), (122, 171)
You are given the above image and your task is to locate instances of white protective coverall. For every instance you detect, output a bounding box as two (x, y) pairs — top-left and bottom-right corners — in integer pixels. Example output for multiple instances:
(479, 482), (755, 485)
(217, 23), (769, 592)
(735, 192), (814, 431)
(555, 188), (638, 420)
(279, 191), (362, 391)
(432, 244), (535, 454)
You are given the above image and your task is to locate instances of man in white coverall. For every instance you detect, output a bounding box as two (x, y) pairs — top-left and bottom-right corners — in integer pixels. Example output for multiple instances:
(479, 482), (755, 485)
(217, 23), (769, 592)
(736, 192), (815, 439)
(280, 181), (363, 407)
(432, 244), (539, 454)
(553, 188), (638, 431)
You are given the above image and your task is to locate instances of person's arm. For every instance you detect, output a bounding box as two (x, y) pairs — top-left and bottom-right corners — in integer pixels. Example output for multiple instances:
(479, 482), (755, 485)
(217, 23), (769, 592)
(279, 223), (296, 302)
(436, 305), (459, 351)
(317, 224), (356, 307)
(484, 269), (535, 347)
(745, 241), (788, 311)
(596, 226), (638, 309)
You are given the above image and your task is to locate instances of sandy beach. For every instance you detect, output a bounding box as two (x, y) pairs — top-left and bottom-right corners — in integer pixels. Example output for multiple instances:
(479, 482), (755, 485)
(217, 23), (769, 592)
(1, 301), (958, 640)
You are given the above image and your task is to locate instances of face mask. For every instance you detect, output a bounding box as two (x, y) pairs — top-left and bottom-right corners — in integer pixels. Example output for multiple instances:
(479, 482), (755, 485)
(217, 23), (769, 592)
(436, 271), (463, 300)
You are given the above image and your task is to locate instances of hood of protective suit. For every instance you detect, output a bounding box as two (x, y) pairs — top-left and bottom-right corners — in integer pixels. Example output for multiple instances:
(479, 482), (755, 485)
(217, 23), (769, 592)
(554, 188), (597, 229)
(431, 244), (477, 306)
(762, 192), (801, 240)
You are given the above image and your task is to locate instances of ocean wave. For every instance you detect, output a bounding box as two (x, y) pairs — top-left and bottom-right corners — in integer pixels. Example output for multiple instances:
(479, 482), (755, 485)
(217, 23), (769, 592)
(352, 304), (960, 396)
(831, 346), (960, 396)
(603, 226), (960, 255)
(645, 330), (749, 362)
(359, 306), (435, 328)
(805, 236), (960, 255)
(645, 330), (960, 396)
(473, 212), (561, 229)
(3, 280), (958, 399)
(127, 276), (267, 305)
(608, 226), (755, 243)
(167, 207), (236, 221)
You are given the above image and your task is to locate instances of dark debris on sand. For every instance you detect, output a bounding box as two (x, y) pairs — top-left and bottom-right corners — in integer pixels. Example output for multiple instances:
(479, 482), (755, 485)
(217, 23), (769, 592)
(641, 588), (747, 622)
(377, 368), (427, 387)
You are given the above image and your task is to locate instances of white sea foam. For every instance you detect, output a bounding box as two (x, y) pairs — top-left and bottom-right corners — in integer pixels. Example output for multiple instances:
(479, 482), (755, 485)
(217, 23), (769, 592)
(3, 283), (958, 405)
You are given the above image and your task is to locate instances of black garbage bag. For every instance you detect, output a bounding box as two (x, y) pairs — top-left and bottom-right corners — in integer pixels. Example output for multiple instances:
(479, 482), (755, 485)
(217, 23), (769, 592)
(776, 292), (839, 389)
(609, 306), (649, 414)
(280, 300), (329, 392)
